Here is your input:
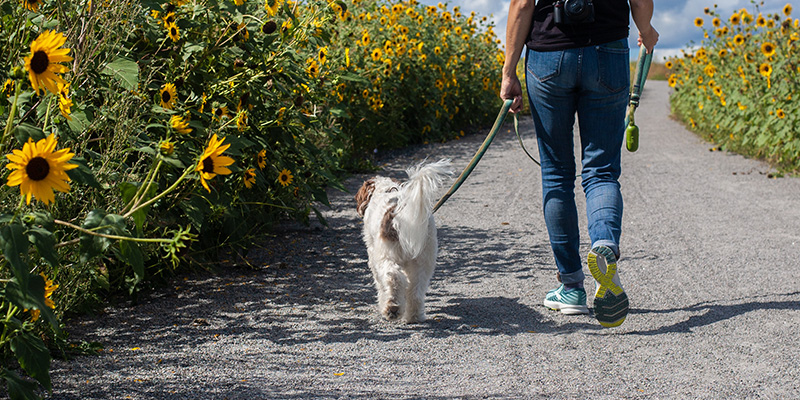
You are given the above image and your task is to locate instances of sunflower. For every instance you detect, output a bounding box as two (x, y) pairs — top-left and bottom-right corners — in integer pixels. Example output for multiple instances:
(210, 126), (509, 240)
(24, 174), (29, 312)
(21, 0), (42, 12)
(761, 42), (776, 57)
(234, 0), (245, 5)
(236, 111), (248, 131)
(784, 4), (793, 17)
(306, 58), (320, 78)
(757, 14), (767, 27)
(257, 149), (267, 169)
(318, 46), (328, 65)
(261, 20), (277, 34)
(277, 169), (293, 187)
(162, 11), (176, 27)
(734, 34), (745, 45)
(694, 17), (704, 27)
(212, 106), (229, 121)
(665, 61), (673, 69)
(371, 48), (382, 61)
(5, 133), (78, 205)
(730, 13), (741, 25)
(57, 82), (73, 120)
(3, 79), (15, 97)
(160, 140), (175, 156)
(712, 17), (721, 27)
(244, 168), (256, 188)
(759, 62), (773, 77)
(24, 30), (72, 96)
(27, 273), (58, 322)
(170, 114), (192, 134)
(361, 31), (370, 46)
(159, 83), (177, 109)
(196, 134), (234, 192)
(776, 109), (786, 119)
(668, 74), (677, 88)
(704, 64), (716, 77)
(265, 0), (281, 16)
(167, 23), (180, 41)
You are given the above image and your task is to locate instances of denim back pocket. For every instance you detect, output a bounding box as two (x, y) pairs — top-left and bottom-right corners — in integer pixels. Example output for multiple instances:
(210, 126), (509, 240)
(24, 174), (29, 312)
(527, 48), (563, 83)
(596, 39), (630, 93)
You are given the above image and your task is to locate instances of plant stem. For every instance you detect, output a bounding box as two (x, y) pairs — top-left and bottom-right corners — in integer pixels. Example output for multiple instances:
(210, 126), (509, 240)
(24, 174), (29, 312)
(123, 164), (194, 219)
(1, 79), (21, 148)
(121, 159), (162, 214)
(53, 219), (173, 244)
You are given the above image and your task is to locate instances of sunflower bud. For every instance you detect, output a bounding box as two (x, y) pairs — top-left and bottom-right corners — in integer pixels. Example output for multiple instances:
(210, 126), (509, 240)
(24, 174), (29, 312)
(10, 66), (24, 79)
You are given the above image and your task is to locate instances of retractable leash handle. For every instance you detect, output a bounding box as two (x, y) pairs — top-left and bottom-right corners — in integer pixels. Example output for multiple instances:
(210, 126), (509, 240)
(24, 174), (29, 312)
(432, 99), (513, 213)
(625, 45), (653, 152)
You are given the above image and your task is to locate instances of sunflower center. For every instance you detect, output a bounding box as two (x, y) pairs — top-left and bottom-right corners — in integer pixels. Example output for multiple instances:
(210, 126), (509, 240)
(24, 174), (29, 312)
(26, 156), (50, 181)
(202, 157), (214, 173)
(30, 50), (50, 75)
(161, 90), (171, 103)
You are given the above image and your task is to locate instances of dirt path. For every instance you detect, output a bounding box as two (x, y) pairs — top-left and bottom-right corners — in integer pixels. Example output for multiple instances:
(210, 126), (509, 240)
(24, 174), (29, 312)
(48, 81), (800, 399)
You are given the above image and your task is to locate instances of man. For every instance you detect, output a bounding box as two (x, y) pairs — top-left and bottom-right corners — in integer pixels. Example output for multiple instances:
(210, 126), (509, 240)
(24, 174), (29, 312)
(500, 0), (658, 327)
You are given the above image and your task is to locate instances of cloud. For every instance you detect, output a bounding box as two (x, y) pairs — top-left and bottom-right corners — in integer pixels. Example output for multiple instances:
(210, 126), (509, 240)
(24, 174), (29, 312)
(418, 0), (792, 60)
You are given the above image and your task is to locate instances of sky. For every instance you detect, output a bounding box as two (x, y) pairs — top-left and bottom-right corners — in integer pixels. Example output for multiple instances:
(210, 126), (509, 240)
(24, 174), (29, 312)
(415, 0), (793, 61)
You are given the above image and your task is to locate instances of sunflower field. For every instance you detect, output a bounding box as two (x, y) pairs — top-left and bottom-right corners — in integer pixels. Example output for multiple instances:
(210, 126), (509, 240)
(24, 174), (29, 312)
(666, 3), (800, 172)
(0, 0), (502, 397)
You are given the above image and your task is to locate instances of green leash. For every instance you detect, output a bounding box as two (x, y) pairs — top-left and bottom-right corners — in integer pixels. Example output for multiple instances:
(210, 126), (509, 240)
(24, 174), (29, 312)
(433, 99), (513, 213)
(625, 46), (653, 152)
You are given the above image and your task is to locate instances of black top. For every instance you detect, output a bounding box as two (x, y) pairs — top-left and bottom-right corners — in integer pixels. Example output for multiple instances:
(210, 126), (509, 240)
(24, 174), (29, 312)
(526, 0), (630, 51)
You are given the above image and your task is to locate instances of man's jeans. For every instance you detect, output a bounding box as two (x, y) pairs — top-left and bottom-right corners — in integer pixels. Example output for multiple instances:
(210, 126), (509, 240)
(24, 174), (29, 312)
(524, 38), (630, 285)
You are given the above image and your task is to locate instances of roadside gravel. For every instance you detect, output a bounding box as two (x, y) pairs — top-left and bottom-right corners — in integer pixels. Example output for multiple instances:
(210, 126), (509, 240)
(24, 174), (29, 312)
(47, 81), (800, 399)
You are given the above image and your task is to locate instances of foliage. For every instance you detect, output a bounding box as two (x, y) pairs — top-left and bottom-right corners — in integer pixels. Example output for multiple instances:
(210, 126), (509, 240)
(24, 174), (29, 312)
(666, 3), (800, 172)
(0, 0), (502, 397)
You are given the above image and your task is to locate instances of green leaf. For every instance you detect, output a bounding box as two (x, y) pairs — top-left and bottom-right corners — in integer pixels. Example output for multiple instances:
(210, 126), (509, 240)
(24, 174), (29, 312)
(66, 109), (91, 134)
(65, 157), (101, 189)
(5, 277), (59, 332)
(10, 333), (52, 391)
(79, 210), (109, 263)
(120, 241), (144, 288)
(26, 227), (58, 268)
(0, 224), (30, 285)
(101, 57), (139, 91)
(0, 368), (41, 400)
(13, 123), (45, 146)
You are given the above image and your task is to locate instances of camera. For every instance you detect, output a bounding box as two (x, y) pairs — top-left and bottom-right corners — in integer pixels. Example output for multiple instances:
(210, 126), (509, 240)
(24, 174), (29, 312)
(553, 0), (595, 25)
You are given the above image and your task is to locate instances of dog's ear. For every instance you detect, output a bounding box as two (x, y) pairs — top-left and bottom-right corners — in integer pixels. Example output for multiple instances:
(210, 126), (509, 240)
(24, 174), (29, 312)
(355, 178), (375, 217)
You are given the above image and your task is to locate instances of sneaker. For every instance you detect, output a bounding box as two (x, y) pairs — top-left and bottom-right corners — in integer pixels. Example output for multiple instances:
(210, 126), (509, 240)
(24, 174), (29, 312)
(543, 284), (589, 315)
(587, 245), (629, 327)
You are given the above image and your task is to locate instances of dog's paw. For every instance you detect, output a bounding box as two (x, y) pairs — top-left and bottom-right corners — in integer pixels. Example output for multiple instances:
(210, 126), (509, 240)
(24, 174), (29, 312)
(404, 312), (426, 324)
(382, 301), (400, 321)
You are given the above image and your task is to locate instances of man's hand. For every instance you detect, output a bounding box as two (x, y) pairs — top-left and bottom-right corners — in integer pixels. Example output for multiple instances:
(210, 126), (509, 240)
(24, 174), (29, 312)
(637, 24), (659, 54)
(500, 74), (524, 114)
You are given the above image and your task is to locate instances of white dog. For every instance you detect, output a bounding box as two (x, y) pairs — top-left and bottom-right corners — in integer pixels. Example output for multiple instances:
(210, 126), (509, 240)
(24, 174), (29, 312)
(355, 159), (452, 323)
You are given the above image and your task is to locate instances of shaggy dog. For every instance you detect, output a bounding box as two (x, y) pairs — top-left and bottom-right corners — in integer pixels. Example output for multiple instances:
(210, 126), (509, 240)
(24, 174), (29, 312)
(355, 159), (452, 323)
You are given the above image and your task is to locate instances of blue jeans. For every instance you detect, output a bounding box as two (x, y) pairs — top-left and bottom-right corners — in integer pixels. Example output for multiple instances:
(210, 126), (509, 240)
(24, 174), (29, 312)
(524, 39), (630, 285)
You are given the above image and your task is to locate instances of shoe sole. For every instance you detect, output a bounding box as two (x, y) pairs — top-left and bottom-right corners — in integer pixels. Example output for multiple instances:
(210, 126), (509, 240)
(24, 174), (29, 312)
(588, 246), (629, 327)
(543, 299), (589, 315)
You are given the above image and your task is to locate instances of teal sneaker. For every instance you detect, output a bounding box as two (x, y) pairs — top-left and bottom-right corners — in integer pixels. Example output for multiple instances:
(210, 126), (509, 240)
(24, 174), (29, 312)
(543, 284), (589, 315)
(587, 245), (629, 327)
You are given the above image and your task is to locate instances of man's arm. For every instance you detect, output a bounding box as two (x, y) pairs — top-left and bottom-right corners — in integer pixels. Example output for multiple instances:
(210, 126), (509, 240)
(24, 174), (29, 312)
(630, 0), (659, 52)
(500, 0), (536, 113)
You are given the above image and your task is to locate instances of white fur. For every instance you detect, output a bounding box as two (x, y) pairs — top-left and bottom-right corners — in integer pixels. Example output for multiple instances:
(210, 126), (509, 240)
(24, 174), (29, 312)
(356, 159), (452, 323)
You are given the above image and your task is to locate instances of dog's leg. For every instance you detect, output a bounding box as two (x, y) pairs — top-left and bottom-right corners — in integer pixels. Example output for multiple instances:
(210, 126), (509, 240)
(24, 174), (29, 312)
(403, 259), (435, 323)
(376, 261), (407, 321)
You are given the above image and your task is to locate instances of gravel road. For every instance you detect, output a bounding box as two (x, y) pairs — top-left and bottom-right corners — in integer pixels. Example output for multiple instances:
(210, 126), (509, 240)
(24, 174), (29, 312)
(46, 81), (800, 399)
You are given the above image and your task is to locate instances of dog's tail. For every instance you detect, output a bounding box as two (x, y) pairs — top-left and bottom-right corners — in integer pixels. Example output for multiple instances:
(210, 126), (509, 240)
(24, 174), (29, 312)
(394, 159), (452, 258)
